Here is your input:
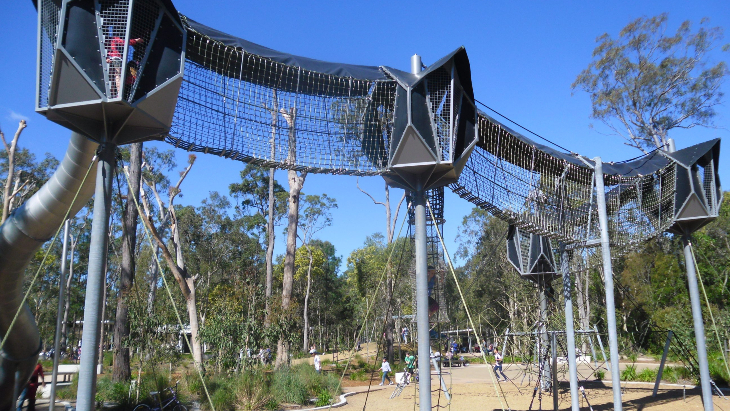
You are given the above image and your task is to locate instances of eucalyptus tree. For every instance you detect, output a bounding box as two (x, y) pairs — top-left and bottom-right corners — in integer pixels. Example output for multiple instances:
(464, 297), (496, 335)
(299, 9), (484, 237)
(0, 121), (59, 221)
(357, 179), (406, 362)
(229, 164), (287, 326)
(138, 154), (205, 370)
(297, 194), (337, 352)
(113, 142), (142, 382)
(573, 13), (729, 152)
(277, 105), (307, 368)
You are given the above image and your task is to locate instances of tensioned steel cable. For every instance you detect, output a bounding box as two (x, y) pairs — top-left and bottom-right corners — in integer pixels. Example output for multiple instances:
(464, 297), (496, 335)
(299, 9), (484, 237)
(426, 199), (509, 411)
(123, 166), (217, 411)
(475, 99), (573, 153)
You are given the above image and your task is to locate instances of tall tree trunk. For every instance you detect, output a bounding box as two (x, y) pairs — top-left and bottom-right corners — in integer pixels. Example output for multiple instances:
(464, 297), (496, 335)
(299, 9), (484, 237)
(147, 245), (160, 314)
(1, 120), (26, 223)
(276, 107), (304, 368)
(186, 283), (204, 366)
(113, 142), (142, 382)
(139, 158), (203, 371)
(265, 167), (275, 327)
(264, 90), (278, 327)
(303, 250), (313, 352)
(276, 168), (305, 368)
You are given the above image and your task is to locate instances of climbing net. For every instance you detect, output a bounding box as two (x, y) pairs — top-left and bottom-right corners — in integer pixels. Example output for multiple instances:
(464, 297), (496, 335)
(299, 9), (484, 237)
(168, 17), (397, 175)
(451, 111), (681, 257)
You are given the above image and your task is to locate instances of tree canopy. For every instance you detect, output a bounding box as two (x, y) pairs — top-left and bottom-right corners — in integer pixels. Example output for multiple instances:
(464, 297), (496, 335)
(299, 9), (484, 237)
(573, 14), (729, 152)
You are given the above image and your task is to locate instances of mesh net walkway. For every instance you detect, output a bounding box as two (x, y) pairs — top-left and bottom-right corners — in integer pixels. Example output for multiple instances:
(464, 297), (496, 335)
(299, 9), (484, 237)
(160, 14), (718, 263)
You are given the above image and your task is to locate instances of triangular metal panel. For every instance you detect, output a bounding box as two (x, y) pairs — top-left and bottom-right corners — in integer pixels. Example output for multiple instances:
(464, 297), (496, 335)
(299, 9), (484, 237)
(49, 50), (103, 106)
(391, 125), (438, 166)
(50, 108), (105, 140)
(677, 193), (709, 220)
(134, 76), (182, 128)
(426, 168), (457, 189)
(382, 173), (413, 191)
(452, 140), (476, 177)
(390, 164), (437, 192)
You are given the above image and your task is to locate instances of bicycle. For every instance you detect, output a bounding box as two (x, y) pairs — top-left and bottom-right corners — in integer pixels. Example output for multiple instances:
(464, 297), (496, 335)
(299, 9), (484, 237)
(133, 381), (187, 411)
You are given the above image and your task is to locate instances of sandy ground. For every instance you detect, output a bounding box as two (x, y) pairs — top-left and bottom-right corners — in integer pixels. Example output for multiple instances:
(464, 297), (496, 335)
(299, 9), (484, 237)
(30, 344), (729, 410)
(329, 353), (729, 411)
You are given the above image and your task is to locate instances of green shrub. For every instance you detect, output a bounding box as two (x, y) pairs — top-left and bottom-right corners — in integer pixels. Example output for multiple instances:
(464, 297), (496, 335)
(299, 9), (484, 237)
(661, 366), (679, 383)
(350, 369), (367, 381)
(636, 368), (657, 382)
(272, 367), (308, 405)
(210, 386), (236, 411)
(315, 388), (333, 407)
(621, 364), (637, 381)
(235, 370), (275, 411)
(709, 352), (729, 385)
(594, 369), (605, 380)
(55, 377), (78, 400)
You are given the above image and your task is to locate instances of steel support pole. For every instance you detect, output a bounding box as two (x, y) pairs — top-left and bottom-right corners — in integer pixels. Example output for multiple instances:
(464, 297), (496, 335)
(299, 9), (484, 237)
(561, 246), (580, 411)
(540, 283), (550, 391)
(413, 190), (431, 411)
(593, 157), (622, 411)
(76, 143), (115, 411)
(594, 325), (609, 375)
(552, 332), (558, 411)
(653, 330), (673, 397)
(683, 236), (714, 411)
(49, 220), (70, 411)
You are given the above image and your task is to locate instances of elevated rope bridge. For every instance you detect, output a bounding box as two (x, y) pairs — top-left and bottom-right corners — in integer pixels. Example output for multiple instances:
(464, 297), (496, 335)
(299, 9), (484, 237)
(19, 1), (724, 410)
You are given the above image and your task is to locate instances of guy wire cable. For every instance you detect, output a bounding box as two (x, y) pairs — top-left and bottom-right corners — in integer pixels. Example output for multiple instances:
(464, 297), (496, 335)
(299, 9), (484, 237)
(426, 199), (509, 411)
(123, 166), (217, 411)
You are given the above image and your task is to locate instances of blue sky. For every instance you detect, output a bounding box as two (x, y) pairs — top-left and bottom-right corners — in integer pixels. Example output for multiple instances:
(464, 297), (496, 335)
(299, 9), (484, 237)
(1, 0), (728, 273)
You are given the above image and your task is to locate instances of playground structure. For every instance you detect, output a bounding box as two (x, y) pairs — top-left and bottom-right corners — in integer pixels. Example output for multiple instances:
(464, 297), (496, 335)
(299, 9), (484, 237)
(0, 0), (722, 410)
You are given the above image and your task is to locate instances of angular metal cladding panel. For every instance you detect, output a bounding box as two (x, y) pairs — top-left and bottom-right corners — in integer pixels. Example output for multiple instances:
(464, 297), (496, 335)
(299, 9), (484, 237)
(505, 225), (559, 283)
(385, 47), (476, 191)
(49, 50), (104, 105)
(61, 0), (105, 94)
(133, 12), (184, 101)
(411, 82), (437, 155)
(390, 85), (409, 156)
(37, 0), (184, 145)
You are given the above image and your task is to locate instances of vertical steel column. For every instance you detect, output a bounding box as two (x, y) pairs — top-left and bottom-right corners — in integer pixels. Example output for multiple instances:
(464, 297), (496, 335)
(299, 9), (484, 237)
(666, 137), (713, 410)
(413, 190), (431, 411)
(76, 143), (116, 411)
(594, 325), (609, 375)
(410, 54), (431, 411)
(683, 237), (714, 411)
(551, 332), (558, 411)
(561, 246), (580, 410)
(49, 220), (70, 410)
(593, 157), (622, 411)
(653, 330), (673, 397)
(540, 284), (550, 391)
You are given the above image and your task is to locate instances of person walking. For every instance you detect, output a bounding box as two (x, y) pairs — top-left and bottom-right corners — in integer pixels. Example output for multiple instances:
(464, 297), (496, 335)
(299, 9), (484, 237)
(493, 347), (508, 381)
(312, 351), (321, 374)
(379, 357), (393, 385)
(404, 351), (416, 383)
